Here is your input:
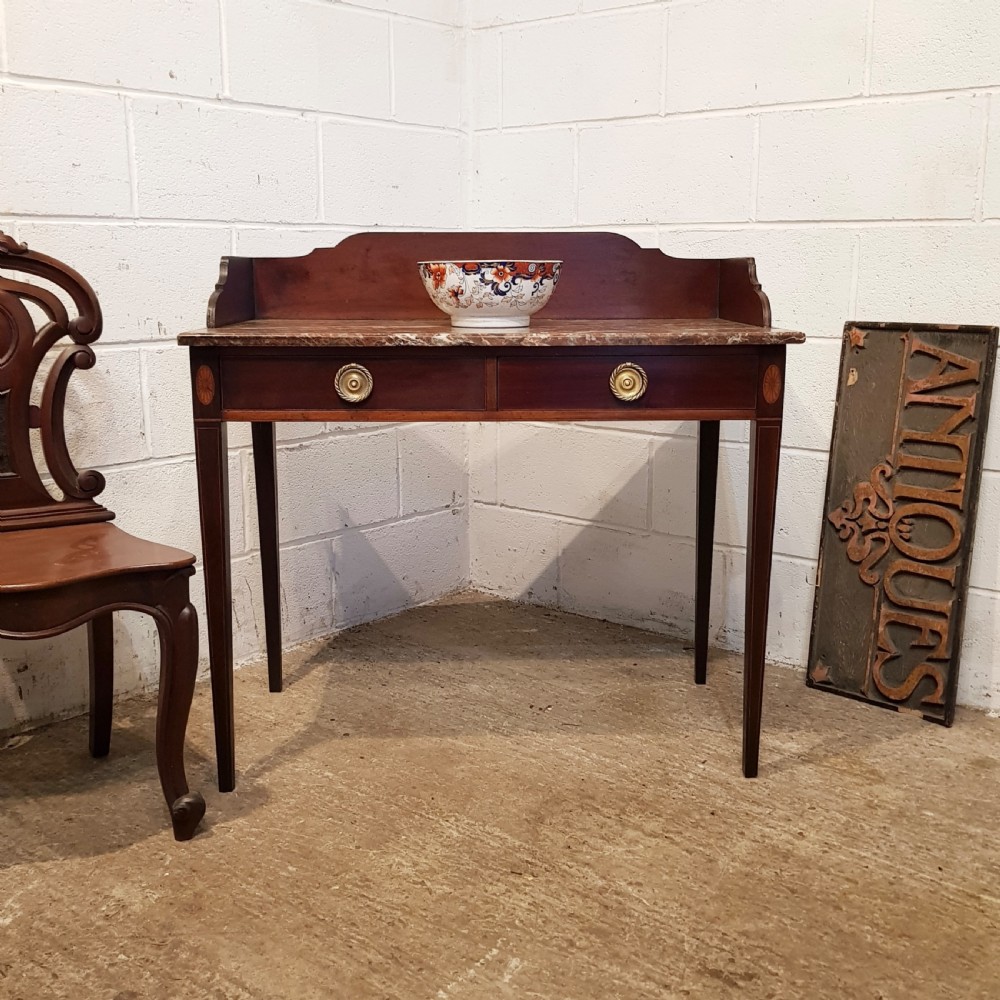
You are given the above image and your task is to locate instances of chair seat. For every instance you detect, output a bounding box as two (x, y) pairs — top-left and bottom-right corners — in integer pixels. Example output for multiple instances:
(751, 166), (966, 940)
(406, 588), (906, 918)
(0, 522), (195, 593)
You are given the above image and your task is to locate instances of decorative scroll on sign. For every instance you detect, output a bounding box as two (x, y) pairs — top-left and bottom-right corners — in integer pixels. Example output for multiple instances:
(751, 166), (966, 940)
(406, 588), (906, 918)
(808, 322), (997, 724)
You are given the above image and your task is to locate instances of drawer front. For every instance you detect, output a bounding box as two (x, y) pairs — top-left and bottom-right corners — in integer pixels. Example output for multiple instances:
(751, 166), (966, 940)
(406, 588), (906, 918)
(498, 355), (757, 412)
(222, 355), (487, 412)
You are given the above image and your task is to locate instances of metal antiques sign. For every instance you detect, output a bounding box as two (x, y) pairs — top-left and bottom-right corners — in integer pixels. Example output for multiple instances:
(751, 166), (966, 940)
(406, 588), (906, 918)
(808, 322), (997, 724)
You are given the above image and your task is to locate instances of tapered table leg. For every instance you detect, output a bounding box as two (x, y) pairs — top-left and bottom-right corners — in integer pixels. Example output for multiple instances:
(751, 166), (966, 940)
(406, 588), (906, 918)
(695, 420), (720, 685)
(194, 420), (235, 792)
(743, 417), (782, 778)
(252, 421), (283, 693)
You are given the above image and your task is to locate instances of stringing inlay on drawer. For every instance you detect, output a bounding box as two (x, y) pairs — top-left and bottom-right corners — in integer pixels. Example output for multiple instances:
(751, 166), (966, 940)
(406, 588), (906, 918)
(222, 355), (487, 412)
(497, 355), (757, 411)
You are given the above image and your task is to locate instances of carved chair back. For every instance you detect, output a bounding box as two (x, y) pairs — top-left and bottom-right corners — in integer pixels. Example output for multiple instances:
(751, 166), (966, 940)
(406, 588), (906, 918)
(0, 232), (112, 531)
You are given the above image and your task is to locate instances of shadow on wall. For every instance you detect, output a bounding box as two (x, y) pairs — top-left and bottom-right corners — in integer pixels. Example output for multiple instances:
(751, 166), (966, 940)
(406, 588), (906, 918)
(0, 615), (181, 737)
(470, 415), (820, 671)
(0, 427), (468, 736)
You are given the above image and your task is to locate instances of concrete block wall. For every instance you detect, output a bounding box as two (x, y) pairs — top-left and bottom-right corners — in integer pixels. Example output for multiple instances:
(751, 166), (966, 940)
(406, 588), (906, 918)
(466, 0), (1000, 709)
(0, 0), (468, 732)
(3, 0), (999, 734)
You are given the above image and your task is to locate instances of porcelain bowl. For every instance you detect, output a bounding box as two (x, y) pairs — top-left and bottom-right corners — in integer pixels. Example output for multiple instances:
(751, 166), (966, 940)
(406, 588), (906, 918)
(418, 260), (562, 328)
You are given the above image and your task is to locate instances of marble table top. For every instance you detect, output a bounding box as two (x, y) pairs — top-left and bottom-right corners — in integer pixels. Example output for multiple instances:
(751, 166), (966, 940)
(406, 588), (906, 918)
(180, 317), (806, 348)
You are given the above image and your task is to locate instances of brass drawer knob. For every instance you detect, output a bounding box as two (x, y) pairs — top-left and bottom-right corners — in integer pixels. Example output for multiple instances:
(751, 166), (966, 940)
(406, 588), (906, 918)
(609, 363), (647, 402)
(334, 363), (373, 403)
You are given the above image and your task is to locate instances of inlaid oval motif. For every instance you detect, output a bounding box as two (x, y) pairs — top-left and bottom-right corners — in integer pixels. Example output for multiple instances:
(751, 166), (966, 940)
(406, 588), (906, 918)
(196, 364), (216, 406)
(762, 364), (782, 405)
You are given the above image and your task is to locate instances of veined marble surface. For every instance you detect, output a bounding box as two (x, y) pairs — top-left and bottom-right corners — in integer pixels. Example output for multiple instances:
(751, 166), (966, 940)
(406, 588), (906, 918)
(180, 317), (805, 347)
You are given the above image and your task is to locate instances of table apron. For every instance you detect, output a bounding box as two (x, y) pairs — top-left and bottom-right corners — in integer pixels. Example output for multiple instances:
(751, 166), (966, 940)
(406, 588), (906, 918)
(209, 346), (780, 421)
(219, 407), (761, 422)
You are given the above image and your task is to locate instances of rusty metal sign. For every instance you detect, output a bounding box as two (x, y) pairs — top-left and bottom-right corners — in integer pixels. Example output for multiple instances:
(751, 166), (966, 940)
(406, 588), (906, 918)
(808, 322), (998, 724)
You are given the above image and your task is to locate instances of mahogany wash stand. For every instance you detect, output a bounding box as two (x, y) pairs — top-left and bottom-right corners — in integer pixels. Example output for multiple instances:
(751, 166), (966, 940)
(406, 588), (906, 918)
(181, 232), (805, 793)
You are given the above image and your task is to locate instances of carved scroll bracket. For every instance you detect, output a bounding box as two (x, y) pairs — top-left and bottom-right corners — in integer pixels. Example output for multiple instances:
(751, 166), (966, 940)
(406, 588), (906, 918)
(0, 230), (112, 529)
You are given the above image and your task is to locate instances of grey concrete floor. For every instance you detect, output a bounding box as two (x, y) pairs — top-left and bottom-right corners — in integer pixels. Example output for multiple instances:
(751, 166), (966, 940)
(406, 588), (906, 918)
(1, 592), (999, 999)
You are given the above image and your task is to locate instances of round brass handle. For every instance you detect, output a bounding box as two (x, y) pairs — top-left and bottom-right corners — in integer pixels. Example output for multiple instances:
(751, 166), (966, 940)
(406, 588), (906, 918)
(609, 363), (648, 402)
(334, 363), (373, 404)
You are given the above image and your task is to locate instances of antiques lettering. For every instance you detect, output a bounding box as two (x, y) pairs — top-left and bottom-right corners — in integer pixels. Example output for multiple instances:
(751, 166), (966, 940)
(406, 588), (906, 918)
(829, 336), (981, 708)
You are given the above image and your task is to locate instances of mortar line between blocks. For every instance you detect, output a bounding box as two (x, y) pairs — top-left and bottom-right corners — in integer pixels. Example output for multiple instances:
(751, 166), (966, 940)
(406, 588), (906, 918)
(497, 30), (504, 130)
(234, 505), (464, 555)
(316, 118), (326, 222)
(480, 85), (1000, 130)
(645, 436), (655, 532)
(7, 214), (479, 230)
(848, 233), (861, 317)
(554, 518), (563, 611)
(18, 214), (998, 231)
(469, 499), (828, 567)
(0, 0), (8, 73)
(459, 10), (475, 228)
(217, 0), (231, 97)
(862, 0), (876, 96)
(572, 128), (580, 224)
(463, 423), (472, 515)
(97, 425), (398, 474)
(0, 71), (465, 133)
(471, 1), (719, 31)
(241, 451), (255, 559)
(974, 94), (992, 223)
(492, 423), (499, 502)
(606, 216), (980, 229)
(136, 351), (154, 460)
(565, 508), (822, 568)
(395, 427), (403, 517)
(659, 6), (669, 116)
(124, 98), (139, 218)
(334, 0), (461, 27)
(329, 586), (477, 636)
(388, 16), (397, 120)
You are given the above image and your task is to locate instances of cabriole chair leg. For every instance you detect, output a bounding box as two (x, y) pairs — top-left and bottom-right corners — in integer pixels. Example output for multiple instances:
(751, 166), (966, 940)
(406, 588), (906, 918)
(155, 583), (206, 841)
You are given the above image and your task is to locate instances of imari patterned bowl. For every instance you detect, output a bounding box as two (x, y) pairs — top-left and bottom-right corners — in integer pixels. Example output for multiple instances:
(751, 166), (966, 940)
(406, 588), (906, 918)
(417, 260), (562, 328)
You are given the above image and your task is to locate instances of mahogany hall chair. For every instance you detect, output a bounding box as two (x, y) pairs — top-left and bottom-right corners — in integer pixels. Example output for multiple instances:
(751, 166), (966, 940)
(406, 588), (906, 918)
(0, 232), (205, 840)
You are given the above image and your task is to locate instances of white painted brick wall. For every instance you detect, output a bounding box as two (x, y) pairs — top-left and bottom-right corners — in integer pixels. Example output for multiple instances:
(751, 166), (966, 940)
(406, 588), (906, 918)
(0, 0), (468, 734)
(226, 3), (391, 117)
(500, 10), (663, 126)
(394, 20), (463, 129)
(4, 0), (1000, 736)
(0, 86), (133, 216)
(132, 100), (319, 222)
(666, 0), (869, 112)
(468, 1), (577, 30)
(578, 117), (756, 224)
(467, 0), (1000, 712)
(4, 0), (224, 96)
(321, 122), (463, 226)
(870, 0), (1000, 94)
(471, 130), (577, 227)
(757, 99), (984, 221)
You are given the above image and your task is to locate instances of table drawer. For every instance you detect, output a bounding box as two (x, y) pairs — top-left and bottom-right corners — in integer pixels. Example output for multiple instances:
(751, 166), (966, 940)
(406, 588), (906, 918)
(222, 355), (487, 413)
(497, 355), (758, 412)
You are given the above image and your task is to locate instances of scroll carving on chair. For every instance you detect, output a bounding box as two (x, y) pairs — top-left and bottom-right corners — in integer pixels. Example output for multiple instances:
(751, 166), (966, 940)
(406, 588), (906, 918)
(0, 231), (205, 840)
